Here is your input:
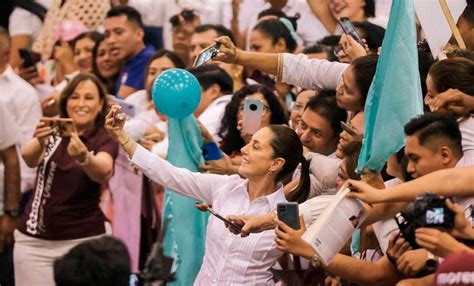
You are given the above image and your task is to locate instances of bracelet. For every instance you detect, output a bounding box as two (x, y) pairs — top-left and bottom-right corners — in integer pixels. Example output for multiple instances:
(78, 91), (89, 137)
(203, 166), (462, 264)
(276, 53), (283, 82)
(120, 136), (131, 148)
(77, 151), (93, 166)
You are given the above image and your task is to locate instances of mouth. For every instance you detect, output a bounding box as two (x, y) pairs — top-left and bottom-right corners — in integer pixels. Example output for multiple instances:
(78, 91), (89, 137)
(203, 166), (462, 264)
(110, 47), (120, 57)
(74, 110), (89, 117)
(241, 156), (250, 165)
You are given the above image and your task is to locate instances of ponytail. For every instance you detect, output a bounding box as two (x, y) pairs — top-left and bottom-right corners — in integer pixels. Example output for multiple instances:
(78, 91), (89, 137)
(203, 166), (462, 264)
(286, 156), (311, 204)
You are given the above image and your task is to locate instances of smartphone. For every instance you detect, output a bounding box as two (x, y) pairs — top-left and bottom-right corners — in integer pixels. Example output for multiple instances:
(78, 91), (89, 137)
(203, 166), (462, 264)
(277, 202), (300, 230)
(19, 49), (40, 69)
(41, 117), (76, 137)
(207, 207), (242, 232)
(338, 17), (364, 46)
(241, 99), (264, 135)
(114, 97), (136, 117)
(340, 121), (359, 136)
(193, 43), (220, 67)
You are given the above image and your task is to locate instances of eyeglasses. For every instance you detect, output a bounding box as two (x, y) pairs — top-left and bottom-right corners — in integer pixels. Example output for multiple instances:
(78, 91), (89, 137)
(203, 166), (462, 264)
(169, 9), (196, 27)
(290, 101), (305, 113)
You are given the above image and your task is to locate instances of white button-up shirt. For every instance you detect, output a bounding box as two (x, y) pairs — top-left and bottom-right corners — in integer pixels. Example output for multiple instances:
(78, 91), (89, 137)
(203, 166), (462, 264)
(131, 145), (286, 285)
(0, 65), (42, 195)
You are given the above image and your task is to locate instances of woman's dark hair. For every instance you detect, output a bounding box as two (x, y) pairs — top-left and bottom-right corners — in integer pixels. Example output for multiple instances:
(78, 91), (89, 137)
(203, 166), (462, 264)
(91, 37), (119, 93)
(71, 31), (104, 51)
(267, 125), (310, 203)
(218, 84), (288, 155)
(351, 54), (378, 107)
(59, 73), (109, 129)
(353, 21), (385, 52)
(428, 57), (474, 96)
(253, 18), (297, 53)
(364, 0), (376, 18)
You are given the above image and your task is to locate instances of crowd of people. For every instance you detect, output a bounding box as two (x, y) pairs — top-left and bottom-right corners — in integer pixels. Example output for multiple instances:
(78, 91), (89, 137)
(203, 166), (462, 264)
(0, 0), (474, 285)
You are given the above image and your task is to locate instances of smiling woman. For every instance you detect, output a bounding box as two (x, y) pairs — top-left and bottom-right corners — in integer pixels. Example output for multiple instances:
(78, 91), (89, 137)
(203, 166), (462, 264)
(16, 73), (119, 285)
(105, 104), (309, 285)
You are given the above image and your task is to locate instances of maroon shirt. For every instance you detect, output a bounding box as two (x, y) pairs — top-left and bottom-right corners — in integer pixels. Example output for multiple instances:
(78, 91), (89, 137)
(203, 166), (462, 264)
(18, 127), (119, 240)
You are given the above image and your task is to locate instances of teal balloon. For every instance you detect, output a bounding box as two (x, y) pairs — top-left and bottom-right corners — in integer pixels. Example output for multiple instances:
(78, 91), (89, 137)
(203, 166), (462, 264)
(152, 68), (201, 119)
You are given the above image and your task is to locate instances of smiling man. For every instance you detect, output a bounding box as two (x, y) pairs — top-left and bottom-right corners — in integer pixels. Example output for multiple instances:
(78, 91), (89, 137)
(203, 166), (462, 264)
(104, 5), (155, 98)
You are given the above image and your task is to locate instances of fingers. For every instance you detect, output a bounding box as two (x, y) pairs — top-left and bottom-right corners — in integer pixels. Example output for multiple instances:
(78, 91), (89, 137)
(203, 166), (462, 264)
(274, 218), (292, 233)
(299, 215), (306, 231)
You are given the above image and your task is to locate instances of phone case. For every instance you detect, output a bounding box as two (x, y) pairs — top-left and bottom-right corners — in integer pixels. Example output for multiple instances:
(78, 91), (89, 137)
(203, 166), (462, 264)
(41, 118), (76, 137)
(193, 44), (220, 67)
(241, 99), (264, 135)
(277, 202), (300, 230)
(339, 17), (364, 45)
(115, 98), (136, 117)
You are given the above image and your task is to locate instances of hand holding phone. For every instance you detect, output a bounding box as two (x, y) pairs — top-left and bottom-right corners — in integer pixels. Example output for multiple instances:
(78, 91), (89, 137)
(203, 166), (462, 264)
(338, 17), (364, 46)
(207, 207), (243, 232)
(340, 121), (360, 137)
(40, 117), (76, 137)
(193, 43), (220, 67)
(277, 202), (300, 230)
(241, 99), (264, 135)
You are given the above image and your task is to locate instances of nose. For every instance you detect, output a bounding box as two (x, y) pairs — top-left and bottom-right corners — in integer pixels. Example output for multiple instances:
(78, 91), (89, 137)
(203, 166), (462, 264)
(336, 82), (343, 96)
(300, 129), (311, 142)
(240, 143), (249, 155)
(406, 160), (415, 177)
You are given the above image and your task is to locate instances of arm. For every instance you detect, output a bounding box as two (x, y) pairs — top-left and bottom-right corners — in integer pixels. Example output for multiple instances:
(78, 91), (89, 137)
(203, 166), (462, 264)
(347, 167), (474, 204)
(214, 36), (348, 90)
(21, 121), (53, 168)
(117, 85), (138, 99)
(0, 145), (21, 252)
(306, 0), (338, 34)
(105, 105), (229, 203)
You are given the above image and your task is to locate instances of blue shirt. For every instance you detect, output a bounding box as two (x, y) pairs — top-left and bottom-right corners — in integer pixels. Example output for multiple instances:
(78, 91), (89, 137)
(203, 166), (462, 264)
(114, 45), (155, 95)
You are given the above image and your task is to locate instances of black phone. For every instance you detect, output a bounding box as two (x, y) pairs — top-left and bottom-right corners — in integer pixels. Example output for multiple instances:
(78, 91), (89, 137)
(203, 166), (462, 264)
(338, 17), (364, 46)
(193, 43), (220, 67)
(277, 202), (300, 230)
(340, 121), (359, 137)
(19, 49), (40, 69)
(207, 207), (242, 232)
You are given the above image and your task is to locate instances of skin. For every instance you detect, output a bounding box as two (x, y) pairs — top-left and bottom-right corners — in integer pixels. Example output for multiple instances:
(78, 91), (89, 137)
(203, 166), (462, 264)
(0, 145), (20, 252)
(335, 66), (364, 112)
(296, 109), (339, 155)
(73, 37), (96, 73)
(22, 80), (114, 183)
(290, 90), (315, 129)
(329, 0), (367, 22)
(190, 29), (218, 65)
(95, 40), (121, 81)
(249, 29), (286, 53)
(457, 16), (474, 50)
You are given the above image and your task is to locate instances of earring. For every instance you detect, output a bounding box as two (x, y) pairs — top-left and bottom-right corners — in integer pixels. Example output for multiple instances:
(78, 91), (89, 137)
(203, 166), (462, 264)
(267, 169), (274, 176)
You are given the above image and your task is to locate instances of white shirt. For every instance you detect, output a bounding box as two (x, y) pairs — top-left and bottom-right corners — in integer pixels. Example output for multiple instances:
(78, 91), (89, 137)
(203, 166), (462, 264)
(0, 65), (42, 194)
(245, 0), (330, 49)
(0, 102), (21, 215)
(131, 144), (286, 285)
(198, 94), (231, 142)
(282, 53), (348, 91)
(8, 0), (51, 39)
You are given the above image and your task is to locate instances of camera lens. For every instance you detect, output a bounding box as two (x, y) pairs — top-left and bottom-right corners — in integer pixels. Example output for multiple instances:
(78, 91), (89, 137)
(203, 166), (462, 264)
(249, 104), (257, 111)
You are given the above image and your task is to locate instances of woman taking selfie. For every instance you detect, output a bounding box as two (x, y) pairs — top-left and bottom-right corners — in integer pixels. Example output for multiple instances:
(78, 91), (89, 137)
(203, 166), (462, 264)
(105, 104), (309, 285)
(15, 73), (119, 285)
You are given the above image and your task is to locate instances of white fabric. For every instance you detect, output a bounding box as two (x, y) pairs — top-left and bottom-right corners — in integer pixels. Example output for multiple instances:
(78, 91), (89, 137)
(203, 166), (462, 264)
(0, 66), (42, 197)
(198, 94), (231, 142)
(244, 0), (330, 49)
(459, 116), (474, 165)
(13, 230), (102, 286)
(282, 53), (348, 91)
(453, 155), (474, 213)
(124, 89), (150, 117)
(146, 0), (233, 50)
(298, 195), (334, 227)
(372, 178), (401, 254)
(0, 103), (21, 215)
(131, 145), (286, 285)
(8, 0), (51, 39)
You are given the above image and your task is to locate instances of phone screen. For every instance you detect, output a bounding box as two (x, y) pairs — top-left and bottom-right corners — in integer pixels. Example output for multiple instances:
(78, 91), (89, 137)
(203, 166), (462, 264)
(241, 99), (264, 135)
(193, 44), (220, 67)
(339, 17), (364, 45)
(425, 208), (445, 225)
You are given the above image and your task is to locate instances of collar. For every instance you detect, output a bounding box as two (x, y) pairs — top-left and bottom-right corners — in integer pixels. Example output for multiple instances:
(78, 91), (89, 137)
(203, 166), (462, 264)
(0, 65), (15, 81)
(78, 125), (100, 142)
(238, 179), (287, 208)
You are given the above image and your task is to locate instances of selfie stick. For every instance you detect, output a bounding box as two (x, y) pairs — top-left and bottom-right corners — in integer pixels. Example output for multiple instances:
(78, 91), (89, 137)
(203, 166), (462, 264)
(141, 217), (176, 285)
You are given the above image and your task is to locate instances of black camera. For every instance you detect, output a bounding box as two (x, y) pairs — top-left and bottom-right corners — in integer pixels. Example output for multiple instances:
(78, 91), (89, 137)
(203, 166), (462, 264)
(394, 193), (455, 249)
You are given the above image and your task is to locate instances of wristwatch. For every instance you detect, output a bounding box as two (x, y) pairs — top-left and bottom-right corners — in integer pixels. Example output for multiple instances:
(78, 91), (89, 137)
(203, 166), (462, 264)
(77, 151), (93, 166)
(310, 254), (322, 268)
(425, 252), (438, 272)
(4, 209), (20, 218)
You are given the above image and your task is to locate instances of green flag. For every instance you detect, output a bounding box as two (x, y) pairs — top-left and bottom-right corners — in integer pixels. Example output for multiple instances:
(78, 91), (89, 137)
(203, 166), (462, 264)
(357, 0), (424, 173)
